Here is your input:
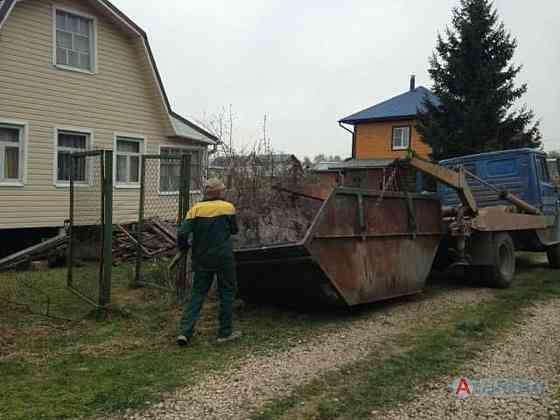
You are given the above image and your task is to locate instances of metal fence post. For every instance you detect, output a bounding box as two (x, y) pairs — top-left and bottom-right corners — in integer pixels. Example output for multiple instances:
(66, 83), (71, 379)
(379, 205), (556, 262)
(134, 155), (146, 287)
(100, 150), (113, 307)
(176, 154), (192, 302)
(67, 156), (75, 288)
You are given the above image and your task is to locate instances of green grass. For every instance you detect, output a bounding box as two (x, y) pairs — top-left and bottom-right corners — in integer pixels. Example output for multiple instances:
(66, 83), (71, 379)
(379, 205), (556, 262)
(252, 255), (560, 420)
(2, 255), (558, 420)
(0, 263), (410, 420)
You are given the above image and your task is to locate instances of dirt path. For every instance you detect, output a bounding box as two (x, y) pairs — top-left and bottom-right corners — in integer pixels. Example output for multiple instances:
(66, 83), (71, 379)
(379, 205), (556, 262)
(381, 299), (560, 420)
(119, 286), (491, 420)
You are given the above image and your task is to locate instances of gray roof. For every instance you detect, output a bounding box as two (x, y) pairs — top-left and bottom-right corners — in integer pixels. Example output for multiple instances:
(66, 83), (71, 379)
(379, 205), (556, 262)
(340, 87), (440, 125)
(170, 114), (216, 145)
(0, 1), (9, 26)
(314, 159), (394, 171)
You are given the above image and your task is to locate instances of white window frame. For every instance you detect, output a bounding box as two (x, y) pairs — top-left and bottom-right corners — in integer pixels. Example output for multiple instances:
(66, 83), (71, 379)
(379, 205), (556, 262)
(53, 127), (94, 188)
(0, 119), (28, 187)
(52, 5), (98, 74)
(114, 134), (146, 189)
(158, 144), (205, 195)
(392, 126), (411, 151)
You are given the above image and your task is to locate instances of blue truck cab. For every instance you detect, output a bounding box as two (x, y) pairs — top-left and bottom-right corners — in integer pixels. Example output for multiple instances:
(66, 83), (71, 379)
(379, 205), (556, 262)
(429, 148), (560, 286)
(437, 148), (559, 216)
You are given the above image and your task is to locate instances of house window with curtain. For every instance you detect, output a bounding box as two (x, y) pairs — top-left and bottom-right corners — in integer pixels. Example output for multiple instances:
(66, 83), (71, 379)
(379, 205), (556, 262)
(55, 9), (95, 72)
(57, 130), (89, 183)
(160, 147), (202, 193)
(0, 124), (24, 183)
(392, 126), (411, 150)
(115, 137), (143, 186)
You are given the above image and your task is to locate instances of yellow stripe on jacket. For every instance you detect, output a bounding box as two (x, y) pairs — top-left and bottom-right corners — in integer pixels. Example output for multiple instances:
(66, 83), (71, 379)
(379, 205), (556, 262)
(186, 200), (236, 220)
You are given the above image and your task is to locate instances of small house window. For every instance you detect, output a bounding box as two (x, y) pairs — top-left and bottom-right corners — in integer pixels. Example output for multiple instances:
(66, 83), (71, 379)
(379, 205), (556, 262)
(392, 126), (411, 150)
(160, 147), (202, 193)
(57, 131), (89, 183)
(55, 9), (95, 72)
(116, 137), (143, 185)
(0, 124), (24, 183)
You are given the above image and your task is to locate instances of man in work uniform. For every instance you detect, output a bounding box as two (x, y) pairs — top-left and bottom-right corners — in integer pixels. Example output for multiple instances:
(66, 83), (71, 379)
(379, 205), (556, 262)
(176, 178), (240, 346)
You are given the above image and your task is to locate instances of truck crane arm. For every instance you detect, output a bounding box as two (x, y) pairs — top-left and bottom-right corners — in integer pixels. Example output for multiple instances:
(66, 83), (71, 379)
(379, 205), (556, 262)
(400, 152), (542, 216)
(401, 154), (479, 216)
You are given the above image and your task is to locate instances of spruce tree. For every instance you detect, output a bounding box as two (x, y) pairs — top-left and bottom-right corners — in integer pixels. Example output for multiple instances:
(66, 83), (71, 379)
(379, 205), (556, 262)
(417, 0), (541, 160)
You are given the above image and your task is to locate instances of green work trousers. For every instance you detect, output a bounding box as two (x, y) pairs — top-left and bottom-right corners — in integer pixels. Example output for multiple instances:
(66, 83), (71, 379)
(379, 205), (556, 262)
(179, 262), (236, 339)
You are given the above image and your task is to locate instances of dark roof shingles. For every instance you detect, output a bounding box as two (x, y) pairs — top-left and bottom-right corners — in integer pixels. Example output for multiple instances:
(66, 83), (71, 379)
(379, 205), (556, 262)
(340, 86), (440, 124)
(0, 0), (13, 25)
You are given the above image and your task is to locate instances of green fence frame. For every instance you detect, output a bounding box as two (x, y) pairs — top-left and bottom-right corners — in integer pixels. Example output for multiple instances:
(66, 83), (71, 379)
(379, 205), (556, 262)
(134, 153), (191, 301)
(67, 150), (113, 308)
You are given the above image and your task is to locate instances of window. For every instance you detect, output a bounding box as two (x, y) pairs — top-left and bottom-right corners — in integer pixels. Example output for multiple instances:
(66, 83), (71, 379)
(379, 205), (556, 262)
(548, 159), (560, 180)
(160, 147), (202, 193)
(392, 126), (411, 150)
(55, 9), (95, 72)
(487, 159), (517, 177)
(115, 137), (143, 185)
(57, 130), (89, 183)
(536, 157), (550, 183)
(0, 124), (24, 183)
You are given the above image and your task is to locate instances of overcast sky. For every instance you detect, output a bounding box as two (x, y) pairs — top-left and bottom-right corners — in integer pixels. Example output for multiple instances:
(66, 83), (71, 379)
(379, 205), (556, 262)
(115, 0), (560, 158)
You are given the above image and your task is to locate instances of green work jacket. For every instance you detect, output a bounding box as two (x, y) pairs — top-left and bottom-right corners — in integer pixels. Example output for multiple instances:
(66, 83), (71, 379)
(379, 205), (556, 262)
(177, 198), (239, 269)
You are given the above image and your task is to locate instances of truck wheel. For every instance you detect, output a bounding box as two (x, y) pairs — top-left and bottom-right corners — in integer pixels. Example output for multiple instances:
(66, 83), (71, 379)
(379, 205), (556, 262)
(485, 233), (516, 288)
(547, 244), (560, 269)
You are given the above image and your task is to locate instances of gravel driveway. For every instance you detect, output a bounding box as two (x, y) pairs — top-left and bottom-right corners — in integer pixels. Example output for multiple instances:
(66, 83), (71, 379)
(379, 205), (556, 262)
(117, 286), (491, 420)
(381, 299), (560, 420)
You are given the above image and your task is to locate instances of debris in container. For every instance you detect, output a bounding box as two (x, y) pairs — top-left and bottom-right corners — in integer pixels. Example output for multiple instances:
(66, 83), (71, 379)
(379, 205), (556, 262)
(233, 188), (323, 249)
(211, 149), (332, 249)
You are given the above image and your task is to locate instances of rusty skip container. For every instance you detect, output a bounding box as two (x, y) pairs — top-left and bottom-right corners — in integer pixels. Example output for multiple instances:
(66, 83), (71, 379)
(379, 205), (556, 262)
(234, 187), (443, 306)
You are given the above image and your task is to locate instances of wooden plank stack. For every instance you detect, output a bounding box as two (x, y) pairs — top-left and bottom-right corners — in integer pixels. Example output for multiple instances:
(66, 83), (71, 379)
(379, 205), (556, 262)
(0, 233), (68, 271)
(112, 220), (177, 263)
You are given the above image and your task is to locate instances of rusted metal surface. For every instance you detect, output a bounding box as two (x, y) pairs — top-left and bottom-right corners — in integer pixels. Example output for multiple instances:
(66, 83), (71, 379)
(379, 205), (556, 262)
(500, 192), (542, 215)
(471, 207), (555, 232)
(235, 187), (442, 306)
(406, 156), (478, 215)
(273, 182), (335, 201)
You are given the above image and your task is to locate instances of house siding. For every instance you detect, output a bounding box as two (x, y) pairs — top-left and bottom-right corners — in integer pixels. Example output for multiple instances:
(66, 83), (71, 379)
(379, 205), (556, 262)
(0, 0), (203, 229)
(354, 119), (432, 160)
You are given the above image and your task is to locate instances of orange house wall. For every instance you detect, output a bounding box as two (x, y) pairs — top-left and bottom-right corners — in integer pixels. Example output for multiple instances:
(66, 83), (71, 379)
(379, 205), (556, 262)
(354, 119), (432, 159)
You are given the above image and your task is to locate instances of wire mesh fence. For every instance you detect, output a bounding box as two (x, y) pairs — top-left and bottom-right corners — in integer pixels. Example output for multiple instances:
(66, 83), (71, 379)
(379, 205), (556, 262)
(0, 151), (113, 320)
(67, 150), (112, 309)
(0, 150), (201, 319)
(133, 154), (192, 301)
(0, 268), (95, 321)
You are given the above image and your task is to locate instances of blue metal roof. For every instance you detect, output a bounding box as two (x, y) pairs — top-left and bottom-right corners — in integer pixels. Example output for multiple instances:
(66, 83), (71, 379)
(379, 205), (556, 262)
(339, 86), (440, 124)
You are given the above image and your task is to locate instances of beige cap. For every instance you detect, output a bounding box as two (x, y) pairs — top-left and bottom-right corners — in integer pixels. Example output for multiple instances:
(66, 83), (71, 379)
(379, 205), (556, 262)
(205, 178), (226, 192)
